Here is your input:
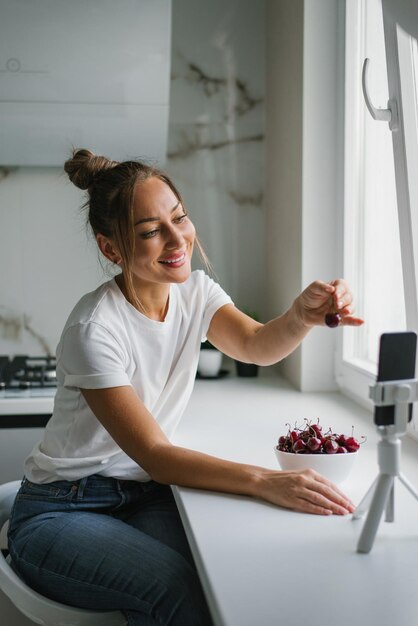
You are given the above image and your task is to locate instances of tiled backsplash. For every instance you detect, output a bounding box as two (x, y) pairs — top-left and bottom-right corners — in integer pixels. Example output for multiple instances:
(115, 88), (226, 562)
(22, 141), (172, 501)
(0, 0), (265, 357)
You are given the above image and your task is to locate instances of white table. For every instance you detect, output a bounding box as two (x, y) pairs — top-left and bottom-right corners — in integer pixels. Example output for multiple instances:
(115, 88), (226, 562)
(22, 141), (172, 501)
(172, 373), (418, 626)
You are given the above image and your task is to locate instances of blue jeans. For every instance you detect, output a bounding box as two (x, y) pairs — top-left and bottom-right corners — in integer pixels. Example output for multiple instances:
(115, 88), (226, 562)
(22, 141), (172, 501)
(8, 475), (213, 626)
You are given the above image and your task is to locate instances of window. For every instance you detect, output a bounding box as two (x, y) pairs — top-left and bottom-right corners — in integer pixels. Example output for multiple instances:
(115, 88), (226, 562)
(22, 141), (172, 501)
(337, 0), (418, 437)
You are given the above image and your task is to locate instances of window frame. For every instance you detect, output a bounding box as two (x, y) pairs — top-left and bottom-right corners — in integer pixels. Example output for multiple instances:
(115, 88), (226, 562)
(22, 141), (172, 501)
(336, 0), (418, 438)
(382, 8), (418, 331)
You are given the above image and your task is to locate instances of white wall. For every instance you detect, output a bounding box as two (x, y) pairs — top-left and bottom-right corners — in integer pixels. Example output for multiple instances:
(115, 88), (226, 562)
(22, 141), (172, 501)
(265, 0), (344, 391)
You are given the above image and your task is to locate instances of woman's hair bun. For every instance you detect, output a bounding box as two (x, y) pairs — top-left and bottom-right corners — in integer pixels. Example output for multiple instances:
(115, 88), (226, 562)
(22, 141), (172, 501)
(64, 148), (118, 190)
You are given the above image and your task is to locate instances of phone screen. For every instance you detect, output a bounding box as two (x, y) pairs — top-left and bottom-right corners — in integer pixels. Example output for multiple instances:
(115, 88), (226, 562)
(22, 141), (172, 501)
(374, 331), (417, 426)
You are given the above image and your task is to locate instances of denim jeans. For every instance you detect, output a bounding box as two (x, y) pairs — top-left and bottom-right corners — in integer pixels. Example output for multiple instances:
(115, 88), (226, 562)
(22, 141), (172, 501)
(8, 475), (213, 626)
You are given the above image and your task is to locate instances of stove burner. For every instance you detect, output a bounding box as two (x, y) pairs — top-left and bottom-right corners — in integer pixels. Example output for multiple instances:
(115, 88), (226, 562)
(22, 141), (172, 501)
(0, 355), (57, 389)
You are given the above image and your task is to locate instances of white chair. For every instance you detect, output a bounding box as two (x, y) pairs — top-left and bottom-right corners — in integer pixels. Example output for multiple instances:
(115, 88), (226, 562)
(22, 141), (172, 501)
(0, 481), (126, 626)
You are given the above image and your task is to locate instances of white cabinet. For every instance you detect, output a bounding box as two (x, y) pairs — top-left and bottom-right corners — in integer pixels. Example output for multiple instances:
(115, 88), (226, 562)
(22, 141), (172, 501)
(0, 0), (171, 165)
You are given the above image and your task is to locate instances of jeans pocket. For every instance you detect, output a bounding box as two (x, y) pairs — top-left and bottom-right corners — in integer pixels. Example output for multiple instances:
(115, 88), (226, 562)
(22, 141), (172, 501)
(9, 480), (78, 538)
(16, 478), (77, 502)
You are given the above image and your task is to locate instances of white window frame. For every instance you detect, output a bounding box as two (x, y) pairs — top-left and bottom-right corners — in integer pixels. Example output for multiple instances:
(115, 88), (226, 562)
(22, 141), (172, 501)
(336, 0), (418, 438)
(383, 9), (418, 330)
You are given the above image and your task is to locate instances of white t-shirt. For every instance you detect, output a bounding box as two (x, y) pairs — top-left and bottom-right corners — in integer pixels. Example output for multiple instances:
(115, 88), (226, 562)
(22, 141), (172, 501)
(25, 271), (232, 483)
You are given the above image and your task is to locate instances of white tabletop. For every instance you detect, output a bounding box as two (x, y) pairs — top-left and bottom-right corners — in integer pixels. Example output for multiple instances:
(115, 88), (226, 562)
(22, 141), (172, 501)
(172, 372), (418, 626)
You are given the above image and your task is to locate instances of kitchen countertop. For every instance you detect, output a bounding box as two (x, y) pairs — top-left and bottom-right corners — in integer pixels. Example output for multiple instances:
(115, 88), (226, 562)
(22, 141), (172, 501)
(171, 371), (418, 626)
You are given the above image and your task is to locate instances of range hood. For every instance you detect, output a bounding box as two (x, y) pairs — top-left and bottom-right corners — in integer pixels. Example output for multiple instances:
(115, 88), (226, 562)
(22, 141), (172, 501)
(0, 0), (171, 166)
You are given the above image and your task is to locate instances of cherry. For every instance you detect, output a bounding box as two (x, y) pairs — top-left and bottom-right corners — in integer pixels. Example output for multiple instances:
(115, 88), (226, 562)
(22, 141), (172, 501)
(310, 424), (322, 437)
(325, 312), (341, 328)
(307, 437), (322, 452)
(293, 439), (307, 454)
(344, 436), (360, 453)
(337, 446), (348, 454)
(337, 434), (347, 446)
(323, 439), (339, 454)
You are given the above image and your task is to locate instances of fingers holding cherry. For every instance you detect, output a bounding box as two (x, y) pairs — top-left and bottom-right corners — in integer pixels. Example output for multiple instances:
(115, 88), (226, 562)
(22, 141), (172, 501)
(324, 305), (364, 328)
(324, 280), (364, 328)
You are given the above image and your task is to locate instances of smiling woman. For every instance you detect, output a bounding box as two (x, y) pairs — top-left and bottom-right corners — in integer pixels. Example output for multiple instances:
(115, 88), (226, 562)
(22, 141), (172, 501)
(64, 149), (203, 319)
(98, 177), (196, 321)
(6, 148), (363, 626)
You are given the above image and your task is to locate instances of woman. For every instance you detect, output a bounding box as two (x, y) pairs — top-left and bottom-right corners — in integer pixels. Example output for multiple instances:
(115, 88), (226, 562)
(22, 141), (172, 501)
(8, 149), (363, 625)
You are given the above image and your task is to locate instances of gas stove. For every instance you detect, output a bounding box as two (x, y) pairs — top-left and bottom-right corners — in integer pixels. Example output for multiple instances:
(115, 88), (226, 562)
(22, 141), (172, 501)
(0, 355), (56, 416)
(0, 356), (56, 481)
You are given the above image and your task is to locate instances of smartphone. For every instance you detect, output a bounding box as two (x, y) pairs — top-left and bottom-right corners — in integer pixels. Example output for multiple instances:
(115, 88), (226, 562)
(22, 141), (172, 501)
(374, 331), (417, 426)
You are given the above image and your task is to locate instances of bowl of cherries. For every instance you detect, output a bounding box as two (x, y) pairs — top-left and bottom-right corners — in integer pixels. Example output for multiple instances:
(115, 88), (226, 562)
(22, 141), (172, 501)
(274, 419), (363, 483)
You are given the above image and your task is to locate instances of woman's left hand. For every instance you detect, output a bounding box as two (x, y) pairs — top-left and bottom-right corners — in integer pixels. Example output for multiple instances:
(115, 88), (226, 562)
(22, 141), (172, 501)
(293, 279), (364, 328)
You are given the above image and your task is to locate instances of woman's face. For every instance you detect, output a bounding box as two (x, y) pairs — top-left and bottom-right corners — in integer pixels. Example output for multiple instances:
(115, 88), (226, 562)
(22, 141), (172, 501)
(129, 176), (196, 287)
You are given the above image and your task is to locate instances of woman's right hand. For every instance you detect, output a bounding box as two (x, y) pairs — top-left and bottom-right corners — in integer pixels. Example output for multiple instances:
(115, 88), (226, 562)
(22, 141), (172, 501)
(257, 468), (356, 516)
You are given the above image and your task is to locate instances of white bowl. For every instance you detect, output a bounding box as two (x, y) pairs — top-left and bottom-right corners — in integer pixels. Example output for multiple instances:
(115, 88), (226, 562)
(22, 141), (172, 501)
(274, 447), (358, 484)
(198, 350), (223, 377)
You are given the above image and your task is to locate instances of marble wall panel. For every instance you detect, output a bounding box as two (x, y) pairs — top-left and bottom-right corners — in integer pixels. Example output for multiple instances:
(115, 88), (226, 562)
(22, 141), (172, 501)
(167, 0), (265, 310)
(0, 168), (105, 356)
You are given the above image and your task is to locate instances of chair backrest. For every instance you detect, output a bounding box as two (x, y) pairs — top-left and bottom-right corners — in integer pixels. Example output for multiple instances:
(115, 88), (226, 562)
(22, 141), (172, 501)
(0, 481), (126, 626)
(0, 480), (21, 528)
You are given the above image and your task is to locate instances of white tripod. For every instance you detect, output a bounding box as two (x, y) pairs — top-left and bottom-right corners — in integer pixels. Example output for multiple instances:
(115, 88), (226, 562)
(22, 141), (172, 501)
(353, 378), (418, 553)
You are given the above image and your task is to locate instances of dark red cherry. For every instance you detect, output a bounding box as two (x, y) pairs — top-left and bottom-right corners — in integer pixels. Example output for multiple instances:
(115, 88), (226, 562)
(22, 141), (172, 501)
(325, 312), (341, 328)
(344, 436), (360, 452)
(293, 439), (307, 454)
(310, 424), (322, 437)
(307, 437), (322, 452)
(324, 439), (339, 454)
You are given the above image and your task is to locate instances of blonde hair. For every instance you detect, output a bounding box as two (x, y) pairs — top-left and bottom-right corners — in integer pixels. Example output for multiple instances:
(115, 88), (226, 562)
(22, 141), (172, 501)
(64, 149), (211, 309)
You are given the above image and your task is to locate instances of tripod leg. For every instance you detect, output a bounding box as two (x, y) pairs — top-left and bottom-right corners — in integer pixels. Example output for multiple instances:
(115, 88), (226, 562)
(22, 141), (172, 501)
(352, 477), (378, 520)
(357, 474), (393, 554)
(398, 473), (418, 501)
(385, 483), (394, 522)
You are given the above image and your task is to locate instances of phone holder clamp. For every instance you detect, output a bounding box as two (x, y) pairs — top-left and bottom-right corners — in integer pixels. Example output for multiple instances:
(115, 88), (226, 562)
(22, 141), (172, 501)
(353, 378), (418, 553)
